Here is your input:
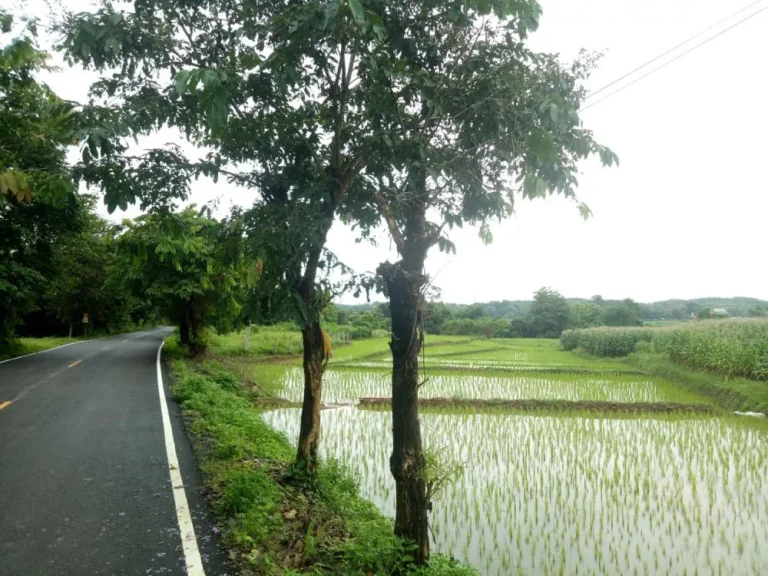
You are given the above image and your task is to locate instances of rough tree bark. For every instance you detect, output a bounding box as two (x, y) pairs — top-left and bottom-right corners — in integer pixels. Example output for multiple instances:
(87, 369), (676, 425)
(296, 317), (325, 469)
(179, 309), (190, 347)
(377, 168), (432, 564)
(294, 204), (335, 472)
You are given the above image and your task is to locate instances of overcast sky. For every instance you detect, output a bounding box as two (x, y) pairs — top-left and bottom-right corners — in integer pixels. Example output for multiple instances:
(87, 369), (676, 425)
(27, 0), (768, 304)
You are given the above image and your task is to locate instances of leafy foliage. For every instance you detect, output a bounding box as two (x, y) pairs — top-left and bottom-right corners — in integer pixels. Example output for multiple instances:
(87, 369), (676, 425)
(0, 11), (82, 351)
(170, 353), (477, 575)
(116, 206), (245, 353)
(561, 327), (655, 357)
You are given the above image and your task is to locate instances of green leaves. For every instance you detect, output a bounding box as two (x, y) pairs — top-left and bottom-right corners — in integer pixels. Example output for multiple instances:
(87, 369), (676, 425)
(324, 0), (341, 30)
(348, 0), (366, 28)
(0, 171), (31, 203)
(173, 69), (230, 134)
(598, 145), (620, 167)
(526, 130), (557, 164)
(522, 174), (550, 199)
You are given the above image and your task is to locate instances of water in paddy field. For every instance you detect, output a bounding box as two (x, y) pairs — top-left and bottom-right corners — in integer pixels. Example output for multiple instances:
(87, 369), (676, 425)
(263, 386), (768, 575)
(277, 368), (705, 405)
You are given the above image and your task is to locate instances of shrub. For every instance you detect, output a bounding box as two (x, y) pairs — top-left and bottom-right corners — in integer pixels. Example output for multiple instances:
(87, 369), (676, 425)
(560, 327), (654, 357)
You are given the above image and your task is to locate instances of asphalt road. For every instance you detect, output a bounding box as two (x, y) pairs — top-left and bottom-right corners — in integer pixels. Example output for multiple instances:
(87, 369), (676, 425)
(0, 328), (231, 575)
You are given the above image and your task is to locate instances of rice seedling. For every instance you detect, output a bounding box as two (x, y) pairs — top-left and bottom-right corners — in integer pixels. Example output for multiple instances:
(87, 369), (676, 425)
(263, 407), (768, 576)
(275, 367), (709, 406)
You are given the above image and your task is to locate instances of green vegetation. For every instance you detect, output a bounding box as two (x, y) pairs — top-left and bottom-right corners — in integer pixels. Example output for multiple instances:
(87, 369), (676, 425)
(169, 346), (474, 575)
(653, 320), (768, 380)
(249, 335), (767, 575)
(563, 320), (768, 380)
(562, 320), (768, 413)
(4, 0), (767, 572)
(0, 336), (79, 360)
(561, 327), (656, 357)
(627, 352), (768, 415)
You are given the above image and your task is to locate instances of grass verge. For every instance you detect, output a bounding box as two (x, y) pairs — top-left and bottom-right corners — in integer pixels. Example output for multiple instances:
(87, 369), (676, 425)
(166, 343), (476, 575)
(0, 337), (82, 360)
(626, 351), (768, 414)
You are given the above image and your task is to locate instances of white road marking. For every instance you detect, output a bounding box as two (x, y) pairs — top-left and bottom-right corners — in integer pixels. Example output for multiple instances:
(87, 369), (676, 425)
(0, 331), (145, 366)
(0, 340), (85, 365)
(155, 341), (205, 576)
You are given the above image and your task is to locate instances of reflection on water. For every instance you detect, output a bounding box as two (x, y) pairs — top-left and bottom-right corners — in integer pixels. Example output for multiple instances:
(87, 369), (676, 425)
(278, 368), (702, 405)
(264, 407), (768, 575)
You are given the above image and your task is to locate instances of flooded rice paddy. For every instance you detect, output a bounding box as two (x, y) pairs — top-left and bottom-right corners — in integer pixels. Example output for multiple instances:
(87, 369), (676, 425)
(262, 341), (768, 575)
(278, 367), (709, 405)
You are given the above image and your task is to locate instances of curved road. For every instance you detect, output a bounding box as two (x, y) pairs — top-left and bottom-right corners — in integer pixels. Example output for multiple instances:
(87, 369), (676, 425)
(0, 328), (230, 575)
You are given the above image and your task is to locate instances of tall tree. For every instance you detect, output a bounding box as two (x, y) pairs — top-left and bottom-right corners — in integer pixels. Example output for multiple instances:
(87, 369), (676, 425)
(60, 0), (383, 472)
(528, 287), (571, 337)
(569, 301), (605, 329)
(0, 10), (79, 352)
(355, 0), (617, 560)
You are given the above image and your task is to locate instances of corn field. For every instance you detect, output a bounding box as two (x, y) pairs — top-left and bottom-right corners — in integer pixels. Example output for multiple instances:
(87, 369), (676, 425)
(561, 320), (768, 380)
(653, 320), (768, 380)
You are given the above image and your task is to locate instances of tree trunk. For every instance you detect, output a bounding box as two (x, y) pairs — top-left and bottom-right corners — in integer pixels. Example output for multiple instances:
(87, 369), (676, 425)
(187, 299), (206, 356)
(68, 322), (73, 338)
(296, 320), (325, 470)
(179, 314), (190, 346)
(294, 203), (335, 473)
(377, 165), (432, 563)
(379, 262), (430, 563)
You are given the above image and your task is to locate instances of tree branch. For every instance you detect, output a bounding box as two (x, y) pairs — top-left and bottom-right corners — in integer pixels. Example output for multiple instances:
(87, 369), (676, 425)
(373, 192), (405, 254)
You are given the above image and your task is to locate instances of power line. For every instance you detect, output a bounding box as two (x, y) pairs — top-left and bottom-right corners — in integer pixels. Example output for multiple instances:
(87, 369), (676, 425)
(582, 5), (768, 111)
(586, 0), (766, 101)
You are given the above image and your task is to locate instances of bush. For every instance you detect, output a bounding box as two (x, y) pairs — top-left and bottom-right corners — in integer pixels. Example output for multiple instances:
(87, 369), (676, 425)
(440, 318), (507, 338)
(560, 327), (654, 357)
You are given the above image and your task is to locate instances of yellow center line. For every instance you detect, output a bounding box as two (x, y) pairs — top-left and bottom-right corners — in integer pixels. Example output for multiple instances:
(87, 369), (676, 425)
(68, 360), (82, 368)
(0, 400), (12, 411)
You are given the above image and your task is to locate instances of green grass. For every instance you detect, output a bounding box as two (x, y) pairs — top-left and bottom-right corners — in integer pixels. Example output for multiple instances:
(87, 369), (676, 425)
(0, 337), (82, 360)
(627, 351), (768, 414)
(211, 326), (304, 357)
(168, 348), (475, 575)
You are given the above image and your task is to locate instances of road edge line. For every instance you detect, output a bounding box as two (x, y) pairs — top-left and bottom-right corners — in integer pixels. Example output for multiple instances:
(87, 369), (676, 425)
(156, 340), (206, 576)
(0, 331), (133, 365)
(0, 340), (86, 365)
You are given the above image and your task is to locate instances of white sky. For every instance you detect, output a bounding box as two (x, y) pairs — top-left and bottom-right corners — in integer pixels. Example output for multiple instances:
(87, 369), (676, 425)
(25, 0), (768, 304)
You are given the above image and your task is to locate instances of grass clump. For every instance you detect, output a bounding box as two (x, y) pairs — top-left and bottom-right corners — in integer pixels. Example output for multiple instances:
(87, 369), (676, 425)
(169, 352), (475, 575)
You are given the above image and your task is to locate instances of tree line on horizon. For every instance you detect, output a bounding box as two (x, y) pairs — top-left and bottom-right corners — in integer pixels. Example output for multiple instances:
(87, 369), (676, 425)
(1, 1), (619, 562)
(332, 292), (768, 339)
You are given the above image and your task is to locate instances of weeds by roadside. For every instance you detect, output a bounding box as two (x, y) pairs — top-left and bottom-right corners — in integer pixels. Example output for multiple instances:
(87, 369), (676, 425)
(167, 345), (475, 575)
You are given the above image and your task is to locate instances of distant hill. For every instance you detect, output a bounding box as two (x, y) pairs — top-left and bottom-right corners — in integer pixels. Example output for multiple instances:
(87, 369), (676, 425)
(338, 297), (768, 320)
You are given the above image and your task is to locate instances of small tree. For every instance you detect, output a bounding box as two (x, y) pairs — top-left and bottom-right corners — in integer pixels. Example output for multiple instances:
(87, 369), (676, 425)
(604, 300), (641, 326)
(527, 288), (571, 337)
(116, 207), (243, 354)
(569, 301), (605, 329)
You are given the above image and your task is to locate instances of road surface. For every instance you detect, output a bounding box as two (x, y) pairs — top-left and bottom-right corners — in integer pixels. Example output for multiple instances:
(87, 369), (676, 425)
(0, 328), (231, 575)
